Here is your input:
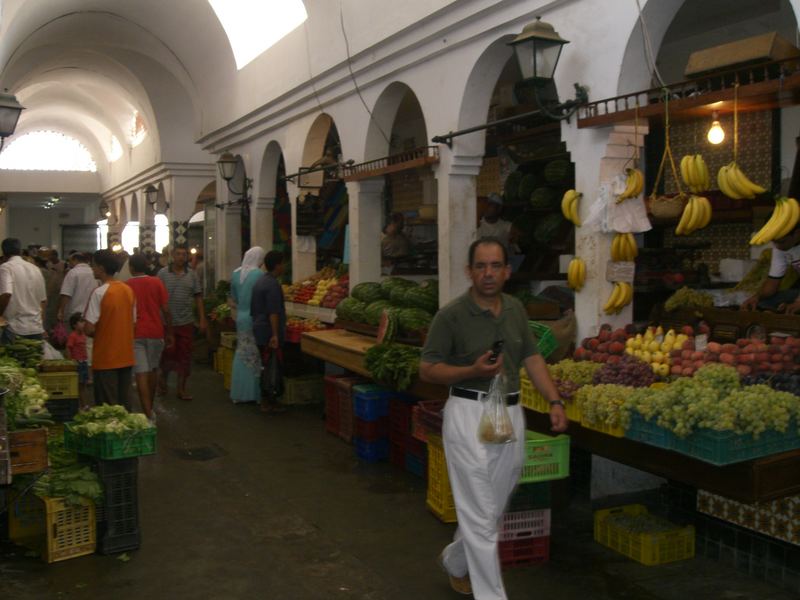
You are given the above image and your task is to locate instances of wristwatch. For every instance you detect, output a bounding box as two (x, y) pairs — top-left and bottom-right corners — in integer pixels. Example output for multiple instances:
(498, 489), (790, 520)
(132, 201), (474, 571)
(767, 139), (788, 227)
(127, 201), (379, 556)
(549, 399), (565, 408)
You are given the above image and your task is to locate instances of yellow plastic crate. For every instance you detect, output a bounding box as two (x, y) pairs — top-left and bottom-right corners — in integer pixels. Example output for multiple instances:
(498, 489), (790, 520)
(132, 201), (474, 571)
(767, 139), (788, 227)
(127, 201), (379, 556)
(213, 350), (220, 372)
(520, 373), (581, 422)
(594, 504), (695, 566)
(581, 418), (626, 438)
(426, 434), (457, 523)
(220, 331), (237, 349)
(224, 370), (232, 391)
(37, 371), (79, 399)
(222, 349), (233, 377)
(8, 493), (96, 563)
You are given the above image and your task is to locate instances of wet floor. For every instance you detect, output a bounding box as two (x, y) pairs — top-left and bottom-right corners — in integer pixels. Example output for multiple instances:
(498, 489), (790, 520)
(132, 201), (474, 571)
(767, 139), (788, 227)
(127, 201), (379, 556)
(1, 363), (796, 599)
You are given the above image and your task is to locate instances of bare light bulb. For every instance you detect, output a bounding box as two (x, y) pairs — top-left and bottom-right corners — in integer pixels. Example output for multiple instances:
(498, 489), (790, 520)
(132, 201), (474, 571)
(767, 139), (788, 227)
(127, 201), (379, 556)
(707, 118), (725, 145)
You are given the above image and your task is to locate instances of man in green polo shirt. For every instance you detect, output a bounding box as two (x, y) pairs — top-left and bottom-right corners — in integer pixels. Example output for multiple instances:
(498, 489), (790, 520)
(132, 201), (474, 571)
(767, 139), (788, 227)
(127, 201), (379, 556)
(420, 237), (567, 600)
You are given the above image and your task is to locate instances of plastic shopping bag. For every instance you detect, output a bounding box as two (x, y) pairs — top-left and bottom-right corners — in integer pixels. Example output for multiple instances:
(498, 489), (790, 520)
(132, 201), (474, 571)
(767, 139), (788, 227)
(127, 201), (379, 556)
(477, 374), (516, 444)
(43, 340), (64, 360)
(50, 321), (69, 348)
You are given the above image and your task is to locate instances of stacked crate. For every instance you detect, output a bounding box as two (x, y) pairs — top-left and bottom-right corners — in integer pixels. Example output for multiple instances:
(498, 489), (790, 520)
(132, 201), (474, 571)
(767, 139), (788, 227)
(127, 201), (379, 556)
(323, 375), (369, 442)
(388, 396), (423, 477)
(89, 457), (141, 554)
(352, 384), (392, 462)
(500, 483), (552, 568)
(0, 395), (9, 485)
(39, 363), (80, 423)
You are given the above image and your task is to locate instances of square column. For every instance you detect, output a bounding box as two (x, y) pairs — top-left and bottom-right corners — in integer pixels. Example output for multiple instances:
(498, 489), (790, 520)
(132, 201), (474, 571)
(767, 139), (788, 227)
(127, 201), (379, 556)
(434, 153), (483, 305)
(251, 196), (275, 252)
(289, 181), (317, 283)
(346, 178), (382, 287)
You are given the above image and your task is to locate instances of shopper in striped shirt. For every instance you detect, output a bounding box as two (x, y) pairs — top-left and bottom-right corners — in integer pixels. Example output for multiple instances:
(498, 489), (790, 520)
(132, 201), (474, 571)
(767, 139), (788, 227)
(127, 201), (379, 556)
(157, 247), (206, 401)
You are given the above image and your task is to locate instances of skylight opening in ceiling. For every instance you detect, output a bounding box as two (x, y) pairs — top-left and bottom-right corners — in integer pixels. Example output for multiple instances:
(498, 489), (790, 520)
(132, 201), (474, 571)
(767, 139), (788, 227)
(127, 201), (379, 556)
(208, 0), (308, 70)
(0, 130), (97, 172)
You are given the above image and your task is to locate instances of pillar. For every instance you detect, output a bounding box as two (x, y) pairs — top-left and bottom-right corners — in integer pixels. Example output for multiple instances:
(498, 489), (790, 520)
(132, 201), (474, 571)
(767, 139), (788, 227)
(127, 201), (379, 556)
(171, 220), (190, 249)
(434, 152), (483, 305)
(346, 178), (383, 287)
(288, 181), (317, 283)
(139, 224), (156, 256)
(251, 196), (275, 252)
(219, 204), (243, 279)
(107, 226), (122, 249)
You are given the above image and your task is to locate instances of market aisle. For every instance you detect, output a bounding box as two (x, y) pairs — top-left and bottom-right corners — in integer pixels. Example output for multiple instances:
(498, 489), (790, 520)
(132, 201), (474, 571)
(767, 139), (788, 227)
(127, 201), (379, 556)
(1, 363), (797, 600)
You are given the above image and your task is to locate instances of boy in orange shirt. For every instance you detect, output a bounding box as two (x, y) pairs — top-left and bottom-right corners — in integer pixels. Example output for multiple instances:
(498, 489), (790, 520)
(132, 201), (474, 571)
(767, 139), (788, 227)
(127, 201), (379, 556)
(83, 250), (136, 410)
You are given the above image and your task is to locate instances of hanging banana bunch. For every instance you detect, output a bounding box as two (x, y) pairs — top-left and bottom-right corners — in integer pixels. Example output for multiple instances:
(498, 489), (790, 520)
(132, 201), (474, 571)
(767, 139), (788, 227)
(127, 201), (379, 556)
(567, 257), (585, 291)
(603, 282), (633, 315)
(610, 233), (638, 262)
(617, 168), (644, 203)
(750, 197), (800, 245)
(561, 189), (582, 226)
(717, 83), (767, 200)
(675, 195), (713, 236)
(679, 154), (711, 193)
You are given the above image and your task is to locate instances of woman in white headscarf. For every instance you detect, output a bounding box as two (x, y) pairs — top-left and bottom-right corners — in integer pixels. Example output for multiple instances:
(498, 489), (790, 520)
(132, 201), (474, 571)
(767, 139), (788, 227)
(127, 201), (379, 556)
(229, 246), (266, 403)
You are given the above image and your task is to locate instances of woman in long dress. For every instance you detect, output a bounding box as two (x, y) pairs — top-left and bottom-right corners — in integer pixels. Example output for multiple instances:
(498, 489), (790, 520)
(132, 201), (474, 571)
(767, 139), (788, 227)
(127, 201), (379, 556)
(229, 246), (265, 403)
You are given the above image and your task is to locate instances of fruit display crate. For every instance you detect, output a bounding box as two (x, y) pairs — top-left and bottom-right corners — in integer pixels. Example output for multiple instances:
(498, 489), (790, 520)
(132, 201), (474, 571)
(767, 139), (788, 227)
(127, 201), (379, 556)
(327, 375), (369, 443)
(581, 417), (626, 438)
(520, 431), (570, 484)
(355, 416), (389, 442)
(64, 424), (156, 460)
(46, 397), (80, 423)
(37, 371), (79, 399)
(499, 535), (550, 569)
(38, 360), (78, 372)
(354, 437), (389, 463)
(594, 504), (695, 566)
(9, 427), (48, 475)
(352, 384), (392, 421)
(283, 374), (324, 405)
(8, 493), (96, 563)
(389, 396), (417, 446)
(529, 321), (557, 359)
(426, 434), (457, 523)
(285, 302), (337, 324)
(507, 482), (551, 512)
(90, 457), (141, 555)
(223, 370), (231, 391)
(626, 413), (676, 450)
(220, 331), (237, 349)
(499, 509), (551, 541)
(520, 375), (581, 422)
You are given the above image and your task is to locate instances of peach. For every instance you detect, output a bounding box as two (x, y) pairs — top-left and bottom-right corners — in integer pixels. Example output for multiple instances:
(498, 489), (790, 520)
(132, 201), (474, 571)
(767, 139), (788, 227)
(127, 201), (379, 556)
(720, 353), (736, 365)
(707, 342), (722, 354)
(736, 365), (752, 376)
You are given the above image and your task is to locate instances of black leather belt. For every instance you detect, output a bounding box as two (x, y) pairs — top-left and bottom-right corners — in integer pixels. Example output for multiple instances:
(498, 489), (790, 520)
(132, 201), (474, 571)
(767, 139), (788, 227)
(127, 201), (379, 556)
(451, 386), (520, 406)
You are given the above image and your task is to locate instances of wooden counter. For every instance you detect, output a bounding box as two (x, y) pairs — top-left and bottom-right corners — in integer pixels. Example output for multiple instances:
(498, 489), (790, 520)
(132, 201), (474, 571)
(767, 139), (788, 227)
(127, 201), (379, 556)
(525, 409), (800, 504)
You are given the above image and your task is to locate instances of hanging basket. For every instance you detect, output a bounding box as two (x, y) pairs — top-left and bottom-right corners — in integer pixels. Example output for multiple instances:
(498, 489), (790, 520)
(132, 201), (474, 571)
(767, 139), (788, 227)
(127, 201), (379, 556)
(649, 194), (686, 220)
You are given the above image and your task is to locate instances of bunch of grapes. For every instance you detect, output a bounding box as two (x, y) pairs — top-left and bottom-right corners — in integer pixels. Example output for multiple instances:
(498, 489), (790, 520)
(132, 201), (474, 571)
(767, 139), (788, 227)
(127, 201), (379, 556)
(664, 286), (714, 312)
(577, 384), (635, 429)
(548, 359), (601, 386)
(554, 378), (580, 401)
(742, 372), (800, 395)
(723, 385), (799, 438)
(592, 355), (655, 387)
(693, 363), (740, 399)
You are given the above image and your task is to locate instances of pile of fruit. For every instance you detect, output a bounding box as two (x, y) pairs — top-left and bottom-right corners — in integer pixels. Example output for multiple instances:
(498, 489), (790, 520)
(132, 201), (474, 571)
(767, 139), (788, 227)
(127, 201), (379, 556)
(0, 339), (44, 368)
(593, 355), (656, 387)
(664, 286), (714, 312)
(286, 317), (326, 337)
(284, 267), (349, 307)
(0, 357), (51, 429)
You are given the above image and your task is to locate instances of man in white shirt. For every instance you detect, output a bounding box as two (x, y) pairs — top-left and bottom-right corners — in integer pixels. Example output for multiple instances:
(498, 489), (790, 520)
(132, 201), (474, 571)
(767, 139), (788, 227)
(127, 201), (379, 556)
(742, 226), (800, 312)
(0, 238), (48, 341)
(476, 194), (516, 251)
(57, 252), (98, 324)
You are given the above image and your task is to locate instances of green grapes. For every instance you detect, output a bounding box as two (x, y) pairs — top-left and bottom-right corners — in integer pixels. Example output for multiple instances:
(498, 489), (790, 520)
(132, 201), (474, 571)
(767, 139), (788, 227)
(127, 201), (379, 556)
(577, 384), (635, 429)
(548, 359), (601, 386)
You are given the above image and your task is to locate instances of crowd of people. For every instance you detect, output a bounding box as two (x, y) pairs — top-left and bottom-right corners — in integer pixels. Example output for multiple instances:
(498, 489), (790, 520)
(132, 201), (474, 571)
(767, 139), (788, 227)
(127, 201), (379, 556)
(0, 238), (213, 422)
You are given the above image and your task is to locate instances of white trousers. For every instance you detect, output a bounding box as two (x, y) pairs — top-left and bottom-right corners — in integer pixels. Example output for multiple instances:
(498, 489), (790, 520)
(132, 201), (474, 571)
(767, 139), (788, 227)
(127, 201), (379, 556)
(441, 395), (526, 600)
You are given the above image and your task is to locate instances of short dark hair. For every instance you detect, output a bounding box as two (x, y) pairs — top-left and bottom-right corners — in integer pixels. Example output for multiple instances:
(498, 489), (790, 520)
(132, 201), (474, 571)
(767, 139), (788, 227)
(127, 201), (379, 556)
(69, 312), (83, 329)
(468, 237), (508, 267)
(93, 249), (121, 276)
(2, 238), (21, 256)
(265, 251), (284, 272)
(50, 250), (59, 260)
(73, 252), (90, 263)
(129, 254), (148, 274)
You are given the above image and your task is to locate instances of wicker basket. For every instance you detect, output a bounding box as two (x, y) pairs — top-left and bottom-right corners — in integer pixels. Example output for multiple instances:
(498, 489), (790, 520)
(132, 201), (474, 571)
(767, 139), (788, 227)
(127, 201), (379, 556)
(649, 194), (686, 219)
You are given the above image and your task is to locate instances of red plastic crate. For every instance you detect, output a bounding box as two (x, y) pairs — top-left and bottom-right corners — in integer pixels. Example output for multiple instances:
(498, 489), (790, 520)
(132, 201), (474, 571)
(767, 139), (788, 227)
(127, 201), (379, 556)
(389, 398), (415, 445)
(418, 400), (446, 436)
(389, 440), (405, 468)
(355, 417), (389, 442)
(499, 535), (550, 569)
(325, 376), (368, 443)
(323, 376), (340, 435)
(406, 433), (427, 461)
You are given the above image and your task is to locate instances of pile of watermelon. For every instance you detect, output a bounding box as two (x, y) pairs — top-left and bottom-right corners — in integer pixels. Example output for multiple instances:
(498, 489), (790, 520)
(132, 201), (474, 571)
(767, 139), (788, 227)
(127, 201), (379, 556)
(335, 277), (438, 336)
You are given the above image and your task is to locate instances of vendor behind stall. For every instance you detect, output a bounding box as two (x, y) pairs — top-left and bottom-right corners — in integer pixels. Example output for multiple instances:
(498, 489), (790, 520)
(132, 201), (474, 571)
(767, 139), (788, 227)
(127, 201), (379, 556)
(741, 225), (800, 313)
(381, 212), (412, 260)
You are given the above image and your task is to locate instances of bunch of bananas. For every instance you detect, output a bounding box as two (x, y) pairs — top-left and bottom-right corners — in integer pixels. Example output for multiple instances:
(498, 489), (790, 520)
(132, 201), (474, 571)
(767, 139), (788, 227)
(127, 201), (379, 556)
(610, 233), (638, 262)
(679, 154), (711, 193)
(717, 162), (766, 199)
(567, 257), (585, 291)
(675, 195), (712, 236)
(617, 168), (644, 202)
(750, 197), (800, 245)
(561, 189), (582, 226)
(603, 282), (633, 315)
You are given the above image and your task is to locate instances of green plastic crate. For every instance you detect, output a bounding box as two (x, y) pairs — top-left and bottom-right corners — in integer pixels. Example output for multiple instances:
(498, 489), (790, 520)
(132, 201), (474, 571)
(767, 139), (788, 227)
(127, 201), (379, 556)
(671, 426), (800, 466)
(528, 321), (557, 359)
(64, 424), (156, 460)
(508, 482), (551, 512)
(520, 431), (570, 483)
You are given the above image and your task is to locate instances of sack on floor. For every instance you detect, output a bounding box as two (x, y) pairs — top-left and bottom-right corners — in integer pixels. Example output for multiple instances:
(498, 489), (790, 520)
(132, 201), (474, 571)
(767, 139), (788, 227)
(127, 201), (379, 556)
(477, 374), (516, 444)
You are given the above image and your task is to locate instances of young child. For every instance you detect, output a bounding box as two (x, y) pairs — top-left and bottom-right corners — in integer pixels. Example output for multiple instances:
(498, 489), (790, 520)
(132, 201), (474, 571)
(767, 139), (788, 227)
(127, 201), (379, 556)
(67, 312), (89, 396)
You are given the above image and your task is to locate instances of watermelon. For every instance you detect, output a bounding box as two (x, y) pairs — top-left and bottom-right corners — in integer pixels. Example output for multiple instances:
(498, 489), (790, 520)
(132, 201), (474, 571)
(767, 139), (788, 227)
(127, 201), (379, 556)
(380, 277), (415, 299)
(336, 297), (366, 322)
(504, 171), (523, 203)
(398, 308), (433, 333)
(365, 300), (393, 326)
(518, 174), (537, 202)
(529, 187), (558, 210)
(376, 309), (399, 343)
(351, 282), (383, 304)
(533, 213), (565, 245)
(544, 159), (570, 185)
(391, 282), (418, 307)
(403, 286), (438, 314)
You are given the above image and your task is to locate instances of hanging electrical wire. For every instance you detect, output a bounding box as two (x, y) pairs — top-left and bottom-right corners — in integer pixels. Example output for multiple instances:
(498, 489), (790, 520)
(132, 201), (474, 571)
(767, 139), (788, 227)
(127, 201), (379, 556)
(303, 21), (325, 115)
(635, 0), (667, 88)
(338, 0), (391, 146)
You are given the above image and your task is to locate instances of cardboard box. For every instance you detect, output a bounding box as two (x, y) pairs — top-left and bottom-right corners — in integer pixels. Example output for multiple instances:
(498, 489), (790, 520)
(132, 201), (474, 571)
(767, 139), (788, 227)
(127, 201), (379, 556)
(685, 32), (800, 78)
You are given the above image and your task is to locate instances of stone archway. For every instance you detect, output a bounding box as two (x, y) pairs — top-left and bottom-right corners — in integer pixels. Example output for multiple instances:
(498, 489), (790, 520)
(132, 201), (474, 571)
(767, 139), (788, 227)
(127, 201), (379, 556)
(253, 140), (286, 252)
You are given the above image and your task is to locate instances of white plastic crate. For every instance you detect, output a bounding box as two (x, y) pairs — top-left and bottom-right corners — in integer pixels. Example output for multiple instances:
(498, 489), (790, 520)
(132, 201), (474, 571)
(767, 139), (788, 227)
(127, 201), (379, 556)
(499, 509), (551, 542)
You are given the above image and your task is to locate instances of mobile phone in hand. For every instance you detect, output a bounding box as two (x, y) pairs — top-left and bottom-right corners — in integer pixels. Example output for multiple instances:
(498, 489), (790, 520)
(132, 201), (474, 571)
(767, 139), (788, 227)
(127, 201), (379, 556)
(488, 340), (504, 364)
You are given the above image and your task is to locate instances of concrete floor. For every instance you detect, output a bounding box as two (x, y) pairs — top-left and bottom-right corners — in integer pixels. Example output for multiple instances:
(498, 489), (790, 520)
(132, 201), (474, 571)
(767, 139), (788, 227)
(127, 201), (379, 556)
(1, 363), (797, 600)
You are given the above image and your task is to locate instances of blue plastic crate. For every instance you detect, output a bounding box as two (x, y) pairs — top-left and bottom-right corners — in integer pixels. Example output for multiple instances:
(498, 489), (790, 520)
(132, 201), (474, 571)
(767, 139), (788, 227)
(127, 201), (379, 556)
(354, 437), (389, 463)
(353, 384), (392, 422)
(672, 425), (800, 466)
(626, 414), (677, 451)
(405, 452), (426, 479)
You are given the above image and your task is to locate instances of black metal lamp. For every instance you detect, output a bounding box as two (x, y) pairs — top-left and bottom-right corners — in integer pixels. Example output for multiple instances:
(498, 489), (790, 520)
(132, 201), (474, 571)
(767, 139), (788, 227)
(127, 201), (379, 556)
(99, 200), (111, 219)
(0, 91), (24, 153)
(144, 185), (158, 207)
(508, 17), (587, 121)
(216, 152), (252, 209)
